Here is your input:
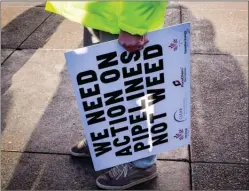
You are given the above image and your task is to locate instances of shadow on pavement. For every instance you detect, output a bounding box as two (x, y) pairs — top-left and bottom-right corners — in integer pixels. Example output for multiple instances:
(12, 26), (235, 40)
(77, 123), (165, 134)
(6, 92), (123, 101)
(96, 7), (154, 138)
(2, 5), (248, 190)
(1, 6), (64, 133)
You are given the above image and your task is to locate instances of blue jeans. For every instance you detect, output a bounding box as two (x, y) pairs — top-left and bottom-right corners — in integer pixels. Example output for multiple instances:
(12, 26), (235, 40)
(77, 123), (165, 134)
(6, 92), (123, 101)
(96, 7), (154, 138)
(132, 155), (157, 168)
(83, 27), (157, 169)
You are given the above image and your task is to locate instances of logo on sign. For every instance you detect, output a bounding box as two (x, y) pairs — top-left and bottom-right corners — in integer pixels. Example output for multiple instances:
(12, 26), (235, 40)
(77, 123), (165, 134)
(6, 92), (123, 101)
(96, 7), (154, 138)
(168, 39), (182, 51)
(173, 67), (186, 88)
(174, 108), (187, 122)
(184, 128), (189, 139)
(174, 129), (184, 140)
(173, 80), (181, 86)
(184, 29), (190, 54)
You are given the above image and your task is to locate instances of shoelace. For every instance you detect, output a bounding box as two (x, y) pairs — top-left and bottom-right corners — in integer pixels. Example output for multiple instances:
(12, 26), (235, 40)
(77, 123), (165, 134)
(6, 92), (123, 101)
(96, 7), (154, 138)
(109, 163), (134, 180)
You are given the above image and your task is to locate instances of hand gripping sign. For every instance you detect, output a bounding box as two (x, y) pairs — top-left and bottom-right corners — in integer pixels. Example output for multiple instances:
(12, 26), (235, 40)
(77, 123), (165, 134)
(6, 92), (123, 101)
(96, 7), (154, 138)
(65, 23), (191, 171)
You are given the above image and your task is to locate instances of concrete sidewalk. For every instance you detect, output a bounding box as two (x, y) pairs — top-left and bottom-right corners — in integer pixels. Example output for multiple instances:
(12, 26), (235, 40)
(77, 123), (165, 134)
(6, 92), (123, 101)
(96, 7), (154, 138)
(1, 2), (248, 190)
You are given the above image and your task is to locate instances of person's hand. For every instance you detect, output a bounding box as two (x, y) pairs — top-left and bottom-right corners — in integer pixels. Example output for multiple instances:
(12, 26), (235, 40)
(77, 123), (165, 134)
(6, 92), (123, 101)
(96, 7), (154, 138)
(118, 30), (149, 52)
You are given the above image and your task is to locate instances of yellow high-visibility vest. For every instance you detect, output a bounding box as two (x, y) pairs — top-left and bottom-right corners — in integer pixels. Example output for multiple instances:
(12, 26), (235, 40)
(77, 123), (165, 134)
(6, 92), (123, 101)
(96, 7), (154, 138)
(45, 1), (167, 35)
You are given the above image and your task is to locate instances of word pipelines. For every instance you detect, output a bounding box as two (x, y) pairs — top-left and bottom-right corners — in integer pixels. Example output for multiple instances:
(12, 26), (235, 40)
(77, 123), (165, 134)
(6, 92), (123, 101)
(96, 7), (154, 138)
(76, 44), (168, 157)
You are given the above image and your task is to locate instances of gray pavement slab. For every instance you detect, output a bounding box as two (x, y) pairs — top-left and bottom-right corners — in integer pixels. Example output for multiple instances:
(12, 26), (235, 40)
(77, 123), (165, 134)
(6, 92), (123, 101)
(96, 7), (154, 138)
(20, 14), (83, 49)
(164, 8), (181, 27)
(158, 146), (189, 160)
(1, 49), (14, 64)
(1, 49), (188, 161)
(1, 6), (50, 49)
(192, 163), (249, 190)
(1, 152), (98, 190)
(1, 2), (45, 7)
(180, 2), (248, 10)
(191, 54), (248, 164)
(167, 1), (180, 9)
(1, 49), (82, 154)
(182, 8), (248, 55)
(1, 152), (190, 190)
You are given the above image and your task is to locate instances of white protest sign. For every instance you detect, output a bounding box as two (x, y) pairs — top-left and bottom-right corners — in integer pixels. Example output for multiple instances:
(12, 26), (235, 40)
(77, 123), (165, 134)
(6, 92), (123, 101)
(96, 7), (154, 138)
(65, 23), (191, 171)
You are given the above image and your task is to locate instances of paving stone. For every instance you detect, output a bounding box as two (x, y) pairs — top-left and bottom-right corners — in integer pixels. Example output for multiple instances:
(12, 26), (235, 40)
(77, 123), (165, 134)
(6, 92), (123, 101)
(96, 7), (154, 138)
(1, 49), (82, 153)
(192, 163), (249, 190)
(191, 54), (248, 164)
(1, 49), (14, 64)
(180, 2), (248, 10)
(182, 9), (248, 55)
(1, 152), (98, 190)
(20, 14), (83, 49)
(1, 6), (50, 48)
(1, 152), (190, 190)
(1, 2), (45, 7)
(158, 146), (189, 160)
(164, 8), (181, 27)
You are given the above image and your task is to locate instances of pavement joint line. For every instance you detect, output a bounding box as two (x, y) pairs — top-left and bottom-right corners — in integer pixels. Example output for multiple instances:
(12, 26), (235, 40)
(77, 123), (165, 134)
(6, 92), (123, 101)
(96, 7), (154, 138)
(188, 145), (193, 190)
(1, 12), (52, 66)
(180, 6), (183, 24)
(1, 150), (191, 163)
(2, 150), (249, 166)
(180, 8), (248, 12)
(191, 161), (249, 165)
(192, 52), (248, 56)
(3, 48), (247, 57)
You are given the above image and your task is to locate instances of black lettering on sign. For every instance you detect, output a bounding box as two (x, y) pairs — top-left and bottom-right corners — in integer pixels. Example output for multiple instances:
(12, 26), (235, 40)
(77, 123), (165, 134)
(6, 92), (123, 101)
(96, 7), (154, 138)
(100, 69), (120, 84)
(109, 117), (127, 125)
(122, 63), (142, 78)
(110, 126), (128, 137)
(144, 59), (164, 74)
(146, 73), (164, 87)
(86, 110), (105, 125)
(77, 70), (97, 85)
(128, 99), (146, 113)
(151, 122), (167, 134)
(126, 92), (145, 101)
(90, 129), (109, 142)
(104, 90), (124, 106)
(93, 142), (112, 157)
(82, 97), (103, 112)
(152, 133), (168, 146)
(120, 51), (140, 64)
(129, 111), (147, 125)
(147, 89), (165, 106)
(79, 84), (100, 99)
(113, 136), (130, 147)
(124, 77), (144, 94)
(116, 146), (132, 156)
(97, 52), (118, 69)
(134, 142), (150, 152)
(131, 125), (148, 136)
(144, 44), (163, 60)
(133, 133), (149, 142)
(150, 113), (167, 123)
(107, 105), (125, 118)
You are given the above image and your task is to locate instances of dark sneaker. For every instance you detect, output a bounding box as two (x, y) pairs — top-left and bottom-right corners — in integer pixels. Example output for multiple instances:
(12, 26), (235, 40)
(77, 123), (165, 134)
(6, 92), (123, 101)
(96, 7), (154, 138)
(70, 139), (91, 157)
(96, 163), (157, 190)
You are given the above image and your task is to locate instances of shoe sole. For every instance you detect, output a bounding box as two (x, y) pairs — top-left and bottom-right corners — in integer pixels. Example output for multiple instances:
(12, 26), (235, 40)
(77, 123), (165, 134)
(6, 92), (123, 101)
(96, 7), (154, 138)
(70, 150), (91, 158)
(96, 171), (158, 190)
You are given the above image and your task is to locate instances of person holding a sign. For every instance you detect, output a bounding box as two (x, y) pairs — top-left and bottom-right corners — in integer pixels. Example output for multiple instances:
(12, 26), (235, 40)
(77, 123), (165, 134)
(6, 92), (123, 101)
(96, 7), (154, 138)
(45, 1), (167, 189)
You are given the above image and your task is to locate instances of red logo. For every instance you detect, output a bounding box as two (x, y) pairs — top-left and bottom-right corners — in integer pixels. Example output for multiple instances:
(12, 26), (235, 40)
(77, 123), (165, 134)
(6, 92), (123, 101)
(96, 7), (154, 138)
(174, 129), (184, 140)
(169, 39), (182, 51)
